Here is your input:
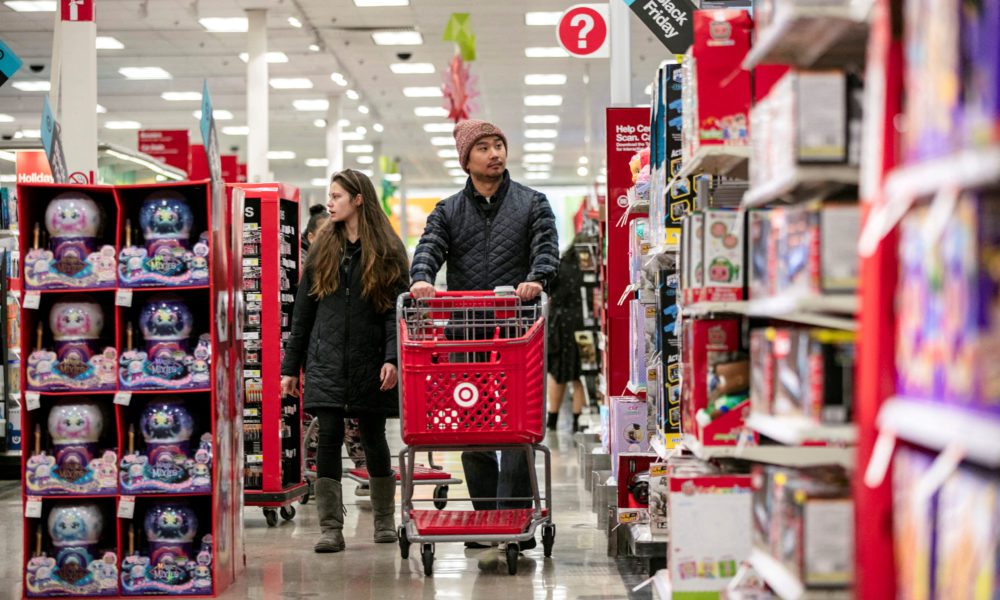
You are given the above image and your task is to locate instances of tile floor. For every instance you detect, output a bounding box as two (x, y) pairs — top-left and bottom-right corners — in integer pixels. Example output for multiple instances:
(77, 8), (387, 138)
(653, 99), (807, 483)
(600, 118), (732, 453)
(0, 417), (650, 599)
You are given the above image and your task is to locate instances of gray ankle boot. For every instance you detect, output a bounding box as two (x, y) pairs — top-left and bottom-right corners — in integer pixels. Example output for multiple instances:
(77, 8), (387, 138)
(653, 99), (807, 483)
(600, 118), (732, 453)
(369, 476), (398, 543)
(314, 478), (346, 553)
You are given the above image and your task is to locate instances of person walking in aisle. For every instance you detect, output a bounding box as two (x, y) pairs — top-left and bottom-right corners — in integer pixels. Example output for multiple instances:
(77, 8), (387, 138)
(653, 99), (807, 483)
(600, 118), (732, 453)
(410, 119), (559, 551)
(546, 237), (589, 433)
(300, 205), (372, 498)
(282, 169), (410, 554)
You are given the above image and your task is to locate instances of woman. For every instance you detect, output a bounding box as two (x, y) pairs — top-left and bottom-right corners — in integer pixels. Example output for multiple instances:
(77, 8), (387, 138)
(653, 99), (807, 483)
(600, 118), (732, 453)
(301, 205), (371, 497)
(546, 239), (588, 433)
(281, 169), (409, 553)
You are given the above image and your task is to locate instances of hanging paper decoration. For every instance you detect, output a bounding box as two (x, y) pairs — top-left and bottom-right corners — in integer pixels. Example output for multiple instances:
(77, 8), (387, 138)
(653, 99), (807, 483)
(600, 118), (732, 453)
(441, 13), (480, 123)
(378, 156), (399, 216)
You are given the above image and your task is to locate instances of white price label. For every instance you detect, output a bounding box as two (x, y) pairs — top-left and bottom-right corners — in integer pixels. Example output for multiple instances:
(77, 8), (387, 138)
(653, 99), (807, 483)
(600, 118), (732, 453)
(25, 497), (42, 518)
(114, 392), (132, 406)
(25, 392), (40, 411)
(23, 292), (40, 310)
(118, 496), (136, 519)
(116, 289), (133, 307)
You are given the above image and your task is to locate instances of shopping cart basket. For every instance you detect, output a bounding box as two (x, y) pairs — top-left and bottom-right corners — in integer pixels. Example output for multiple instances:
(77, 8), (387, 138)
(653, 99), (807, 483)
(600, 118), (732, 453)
(396, 290), (554, 576)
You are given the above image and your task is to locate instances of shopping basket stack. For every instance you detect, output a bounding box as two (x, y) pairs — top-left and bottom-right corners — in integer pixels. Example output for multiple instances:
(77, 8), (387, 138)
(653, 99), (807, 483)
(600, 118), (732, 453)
(396, 291), (555, 576)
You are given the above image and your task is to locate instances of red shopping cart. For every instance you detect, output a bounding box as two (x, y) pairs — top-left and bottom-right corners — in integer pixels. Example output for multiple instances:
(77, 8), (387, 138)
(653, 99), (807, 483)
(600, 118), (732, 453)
(396, 290), (555, 576)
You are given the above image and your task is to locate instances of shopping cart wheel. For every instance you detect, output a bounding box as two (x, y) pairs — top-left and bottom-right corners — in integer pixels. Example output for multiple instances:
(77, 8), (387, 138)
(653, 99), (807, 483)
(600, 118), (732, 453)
(398, 527), (410, 559)
(505, 543), (519, 575)
(421, 544), (434, 576)
(542, 525), (555, 558)
(301, 481), (312, 505)
(280, 505), (296, 521)
(263, 508), (278, 527)
(433, 485), (449, 510)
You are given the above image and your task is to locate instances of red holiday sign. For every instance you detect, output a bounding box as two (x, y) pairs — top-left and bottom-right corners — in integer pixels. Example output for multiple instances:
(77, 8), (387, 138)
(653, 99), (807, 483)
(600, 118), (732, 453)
(61, 0), (94, 22)
(138, 129), (189, 172)
(557, 4), (610, 58)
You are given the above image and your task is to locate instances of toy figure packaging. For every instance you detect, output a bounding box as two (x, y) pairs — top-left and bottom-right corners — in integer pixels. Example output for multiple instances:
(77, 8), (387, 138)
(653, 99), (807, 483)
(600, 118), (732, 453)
(690, 10), (753, 150)
(25, 399), (118, 496)
(681, 318), (742, 442)
(25, 500), (119, 597)
(702, 210), (744, 302)
(610, 397), (649, 481)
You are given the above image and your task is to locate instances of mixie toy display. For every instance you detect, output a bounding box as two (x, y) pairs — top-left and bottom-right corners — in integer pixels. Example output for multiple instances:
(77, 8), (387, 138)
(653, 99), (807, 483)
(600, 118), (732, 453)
(24, 192), (117, 290)
(25, 502), (119, 596)
(119, 398), (212, 493)
(119, 295), (211, 391)
(26, 297), (117, 391)
(121, 501), (213, 595)
(118, 191), (210, 287)
(25, 399), (118, 495)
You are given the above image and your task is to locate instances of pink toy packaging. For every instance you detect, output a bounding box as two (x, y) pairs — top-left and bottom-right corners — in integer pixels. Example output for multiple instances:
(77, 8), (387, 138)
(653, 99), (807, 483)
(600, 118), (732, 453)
(610, 396), (649, 482)
(691, 10), (753, 148)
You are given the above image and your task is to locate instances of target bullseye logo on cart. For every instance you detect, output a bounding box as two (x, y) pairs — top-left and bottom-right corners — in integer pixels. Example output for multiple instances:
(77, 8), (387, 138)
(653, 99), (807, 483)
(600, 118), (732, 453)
(453, 382), (479, 408)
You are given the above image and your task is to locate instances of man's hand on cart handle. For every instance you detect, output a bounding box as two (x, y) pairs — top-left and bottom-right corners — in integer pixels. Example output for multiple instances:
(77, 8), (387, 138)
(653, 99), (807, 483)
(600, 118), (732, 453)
(380, 363), (398, 391)
(410, 281), (436, 299)
(517, 281), (543, 302)
(281, 376), (300, 398)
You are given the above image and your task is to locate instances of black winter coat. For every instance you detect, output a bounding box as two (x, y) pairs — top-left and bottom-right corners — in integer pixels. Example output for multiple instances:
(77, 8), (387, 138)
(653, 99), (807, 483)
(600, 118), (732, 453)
(280, 239), (409, 416)
(410, 171), (560, 291)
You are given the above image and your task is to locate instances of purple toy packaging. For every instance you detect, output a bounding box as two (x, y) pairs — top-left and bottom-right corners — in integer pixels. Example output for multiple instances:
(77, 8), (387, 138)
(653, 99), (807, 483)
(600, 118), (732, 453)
(960, 0), (1000, 148)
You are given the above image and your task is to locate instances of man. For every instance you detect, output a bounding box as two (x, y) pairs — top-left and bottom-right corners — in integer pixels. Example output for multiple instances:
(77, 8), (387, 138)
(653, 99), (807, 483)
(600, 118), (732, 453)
(410, 119), (559, 551)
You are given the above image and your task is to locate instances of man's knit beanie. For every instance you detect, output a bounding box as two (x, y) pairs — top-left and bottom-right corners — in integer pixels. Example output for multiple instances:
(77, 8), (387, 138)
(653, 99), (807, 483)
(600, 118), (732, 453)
(453, 119), (508, 173)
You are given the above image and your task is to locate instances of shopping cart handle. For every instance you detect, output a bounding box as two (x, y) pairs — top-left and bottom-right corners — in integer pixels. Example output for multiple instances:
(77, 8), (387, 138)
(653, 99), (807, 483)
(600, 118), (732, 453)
(424, 290), (511, 298)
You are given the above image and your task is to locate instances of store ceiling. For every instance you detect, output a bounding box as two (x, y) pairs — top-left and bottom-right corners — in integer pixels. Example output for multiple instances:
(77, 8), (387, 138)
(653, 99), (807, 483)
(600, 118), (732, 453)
(0, 0), (667, 190)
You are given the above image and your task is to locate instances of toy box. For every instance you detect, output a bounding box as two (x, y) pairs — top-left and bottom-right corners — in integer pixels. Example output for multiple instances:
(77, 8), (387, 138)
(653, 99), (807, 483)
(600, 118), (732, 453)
(669, 473), (753, 594)
(24, 399), (118, 496)
(610, 396), (648, 481)
(777, 202), (860, 298)
(749, 327), (774, 416)
(689, 10), (753, 151)
(655, 268), (682, 445)
(616, 452), (657, 524)
(681, 318), (743, 443)
(747, 209), (772, 300)
(935, 464), (1000, 598)
(119, 498), (214, 595)
(702, 210), (744, 302)
(960, 0), (1000, 149)
(25, 499), (119, 597)
(771, 328), (855, 423)
(689, 212), (706, 304)
(25, 295), (117, 392)
(892, 446), (936, 600)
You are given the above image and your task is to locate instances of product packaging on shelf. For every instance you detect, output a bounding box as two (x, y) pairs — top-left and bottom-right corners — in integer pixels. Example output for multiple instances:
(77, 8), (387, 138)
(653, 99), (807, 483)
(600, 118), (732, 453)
(120, 499), (214, 595)
(25, 500), (120, 597)
(119, 396), (213, 494)
(960, 0), (1000, 148)
(25, 295), (117, 392)
(749, 328), (775, 416)
(648, 462), (670, 536)
(747, 209), (772, 300)
(24, 399), (118, 496)
(119, 294), (212, 391)
(21, 188), (117, 291)
(772, 202), (861, 298)
(663, 62), (695, 248)
(891, 447), (936, 600)
(610, 396), (649, 481)
(702, 210), (744, 302)
(629, 218), (652, 291)
(681, 318), (746, 445)
(616, 452), (657, 524)
(771, 328), (856, 423)
(687, 213), (706, 304)
(655, 267), (682, 446)
(934, 464), (1000, 598)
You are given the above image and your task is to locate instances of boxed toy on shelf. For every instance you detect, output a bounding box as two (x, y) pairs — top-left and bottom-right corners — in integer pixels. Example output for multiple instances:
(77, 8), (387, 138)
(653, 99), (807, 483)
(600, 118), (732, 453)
(610, 396), (648, 481)
(767, 328), (856, 424)
(654, 267), (682, 446)
(702, 210), (744, 302)
(616, 452), (657, 524)
(24, 294), (117, 392)
(649, 61), (696, 251)
(23, 398), (118, 495)
(681, 318), (749, 445)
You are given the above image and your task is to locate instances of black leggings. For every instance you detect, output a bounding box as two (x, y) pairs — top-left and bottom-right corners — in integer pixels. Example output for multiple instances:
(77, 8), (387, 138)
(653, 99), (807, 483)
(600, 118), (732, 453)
(314, 408), (392, 481)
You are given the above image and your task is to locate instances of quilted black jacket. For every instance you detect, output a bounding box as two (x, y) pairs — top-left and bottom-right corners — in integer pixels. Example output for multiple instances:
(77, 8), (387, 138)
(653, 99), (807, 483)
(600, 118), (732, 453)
(281, 239), (409, 415)
(411, 172), (560, 291)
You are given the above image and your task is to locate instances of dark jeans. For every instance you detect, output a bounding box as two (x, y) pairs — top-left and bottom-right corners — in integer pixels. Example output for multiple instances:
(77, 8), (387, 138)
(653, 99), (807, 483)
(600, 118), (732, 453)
(461, 449), (533, 510)
(314, 408), (391, 481)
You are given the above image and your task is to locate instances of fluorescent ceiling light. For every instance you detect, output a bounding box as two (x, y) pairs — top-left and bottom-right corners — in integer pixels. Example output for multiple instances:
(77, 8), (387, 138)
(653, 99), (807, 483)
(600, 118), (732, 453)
(222, 126), (249, 135)
(310, 44), (321, 52)
(239, 52), (289, 63)
(96, 104), (107, 114)
(12, 81), (50, 91)
(341, 132), (364, 141)
(105, 121), (142, 130)
(119, 67), (171, 80)
(199, 17), (248, 32)
(16, 129), (41, 138)
(524, 142), (555, 152)
(162, 91), (201, 101)
(524, 95), (563, 107)
(373, 123), (384, 133)
(306, 158), (329, 168)
(452, 177), (467, 185)
(385, 173), (401, 182)
(0, 114), (13, 122)
(390, 63), (435, 74)
(415, 107), (448, 118)
(356, 155), (374, 165)
(96, 36), (124, 50)
(403, 86), (442, 98)
(346, 89), (360, 100)
(267, 151), (296, 160)
(356, 126), (367, 135)
(355, 0), (408, 5)
(338, 119), (351, 127)
(443, 160), (461, 169)
(293, 99), (329, 111)
(525, 47), (569, 58)
(579, 156), (589, 164)
(525, 129), (558, 139)
(193, 109), (234, 120)
(437, 149), (459, 158)
(525, 74), (567, 86)
(331, 73), (348, 86)
(311, 178), (328, 187)
(524, 12), (562, 26)
(269, 78), (313, 89)
(430, 137), (454, 147)
(4, 1), (55, 11)
(596, 174), (607, 184)
(424, 122), (455, 133)
(524, 115), (560, 124)
(371, 31), (423, 46)
(288, 16), (302, 28)
(0, 175), (15, 182)
(577, 166), (589, 177)
(346, 144), (374, 153)
(525, 172), (551, 180)
(359, 169), (374, 177)
(523, 153), (554, 163)
(358, 105), (370, 114)
(524, 164), (551, 172)
(314, 119), (327, 128)
(0, 151), (17, 162)
(448, 169), (466, 177)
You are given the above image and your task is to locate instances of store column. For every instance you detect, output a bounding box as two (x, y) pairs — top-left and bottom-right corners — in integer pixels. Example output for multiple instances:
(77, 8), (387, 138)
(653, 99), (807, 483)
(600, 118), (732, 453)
(50, 0), (98, 175)
(246, 9), (269, 182)
(325, 94), (344, 180)
(609, 0), (632, 106)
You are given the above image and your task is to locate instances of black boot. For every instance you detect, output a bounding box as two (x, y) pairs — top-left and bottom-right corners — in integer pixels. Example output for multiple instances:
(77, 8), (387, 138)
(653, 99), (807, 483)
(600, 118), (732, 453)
(546, 412), (559, 431)
(572, 413), (581, 433)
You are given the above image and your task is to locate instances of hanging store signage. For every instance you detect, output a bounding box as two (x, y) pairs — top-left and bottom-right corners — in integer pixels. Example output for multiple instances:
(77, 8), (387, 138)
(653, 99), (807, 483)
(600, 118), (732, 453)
(0, 38), (23, 88)
(61, 0), (94, 22)
(138, 129), (189, 172)
(557, 4), (610, 58)
(40, 95), (68, 183)
(621, 0), (696, 54)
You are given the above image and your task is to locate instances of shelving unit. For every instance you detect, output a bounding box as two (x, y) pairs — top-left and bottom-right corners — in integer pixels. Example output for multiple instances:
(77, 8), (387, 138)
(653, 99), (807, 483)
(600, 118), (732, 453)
(746, 413), (857, 446)
(681, 435), (855, 469)
(877, 398), (1000, 468)
(748, 546), (852, 600)
(742, 165), (860, 208)
(742, 4), (872, 70)
(682, 295), (858, 330)
(677, 146), (752, 182)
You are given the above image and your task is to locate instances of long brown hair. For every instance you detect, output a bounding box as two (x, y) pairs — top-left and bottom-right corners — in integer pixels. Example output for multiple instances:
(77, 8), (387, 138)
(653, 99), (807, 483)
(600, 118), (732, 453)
(307, 169), (407, 312)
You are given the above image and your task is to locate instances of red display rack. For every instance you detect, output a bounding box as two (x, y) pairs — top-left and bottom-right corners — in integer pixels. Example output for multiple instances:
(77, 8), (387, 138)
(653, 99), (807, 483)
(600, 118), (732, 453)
(229, 183), (308, 527)
(18, 181), (242, 598)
